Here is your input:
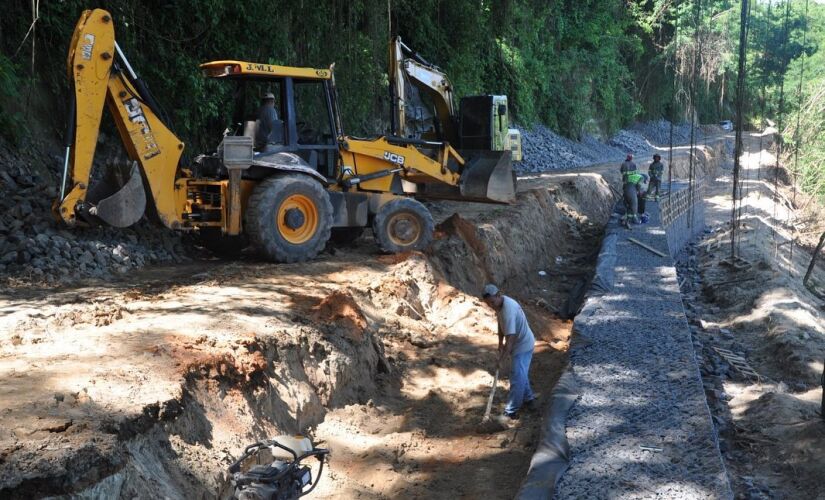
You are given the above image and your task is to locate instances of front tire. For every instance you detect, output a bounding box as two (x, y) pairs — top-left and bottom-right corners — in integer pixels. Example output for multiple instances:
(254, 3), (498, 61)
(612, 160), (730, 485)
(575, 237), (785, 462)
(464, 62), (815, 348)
(245, 174), (333, 263)
(372, 198), (434, 253)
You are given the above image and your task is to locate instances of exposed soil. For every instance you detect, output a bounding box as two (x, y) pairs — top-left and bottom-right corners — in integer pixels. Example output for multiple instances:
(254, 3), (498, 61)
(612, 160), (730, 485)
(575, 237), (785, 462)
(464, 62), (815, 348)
(677, 133), (825, 499)
(0, 173), (613, 498)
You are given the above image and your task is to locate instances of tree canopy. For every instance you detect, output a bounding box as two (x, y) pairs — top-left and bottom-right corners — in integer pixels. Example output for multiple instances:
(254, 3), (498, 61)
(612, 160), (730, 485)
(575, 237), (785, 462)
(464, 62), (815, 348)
(0, 1), (822, 198)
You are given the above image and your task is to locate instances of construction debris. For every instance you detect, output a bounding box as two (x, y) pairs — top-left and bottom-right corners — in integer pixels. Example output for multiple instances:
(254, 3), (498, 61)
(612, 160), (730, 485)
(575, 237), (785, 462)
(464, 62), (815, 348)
(711, 346), (762, 381)
(627, 237), (668, 257)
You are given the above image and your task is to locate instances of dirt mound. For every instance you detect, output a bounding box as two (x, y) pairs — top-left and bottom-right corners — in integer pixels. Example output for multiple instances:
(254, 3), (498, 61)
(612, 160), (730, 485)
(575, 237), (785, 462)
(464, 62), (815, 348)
(764, 165), (792, 185)
(667, 141), (726, 180)
(311, 290), (368, 342)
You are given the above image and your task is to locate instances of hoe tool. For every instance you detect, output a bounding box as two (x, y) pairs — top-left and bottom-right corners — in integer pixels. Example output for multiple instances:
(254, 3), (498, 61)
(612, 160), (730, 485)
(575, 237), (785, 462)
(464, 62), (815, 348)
(478, 354), (508, 433)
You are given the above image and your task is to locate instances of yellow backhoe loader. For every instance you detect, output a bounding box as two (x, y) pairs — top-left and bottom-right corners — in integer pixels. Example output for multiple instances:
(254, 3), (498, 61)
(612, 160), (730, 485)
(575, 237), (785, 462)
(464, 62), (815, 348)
(55, 9), (517, 262)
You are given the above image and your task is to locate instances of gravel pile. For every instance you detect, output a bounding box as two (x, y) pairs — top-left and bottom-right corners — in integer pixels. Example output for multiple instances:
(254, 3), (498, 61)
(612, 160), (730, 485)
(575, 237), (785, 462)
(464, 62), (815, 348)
(516, 124), (658, 174)
(632, 119), (705, 146)
(607, 129), (653, 153)
(0, 140), (187, 284)
(551, 200), (731, 498)
(516, 125), (610, 173)
(516, 120), (719, 175)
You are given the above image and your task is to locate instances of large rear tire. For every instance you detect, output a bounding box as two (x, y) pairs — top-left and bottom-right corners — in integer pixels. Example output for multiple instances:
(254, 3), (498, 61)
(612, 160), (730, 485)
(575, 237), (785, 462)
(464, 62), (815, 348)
(372, 198), (434, 253)
(245, 174), (333, 263)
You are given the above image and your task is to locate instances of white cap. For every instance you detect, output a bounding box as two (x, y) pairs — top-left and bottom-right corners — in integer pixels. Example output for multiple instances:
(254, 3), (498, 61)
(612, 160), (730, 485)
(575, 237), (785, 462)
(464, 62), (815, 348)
(482, 283), (499, 298)
(262, 92), (275, 100)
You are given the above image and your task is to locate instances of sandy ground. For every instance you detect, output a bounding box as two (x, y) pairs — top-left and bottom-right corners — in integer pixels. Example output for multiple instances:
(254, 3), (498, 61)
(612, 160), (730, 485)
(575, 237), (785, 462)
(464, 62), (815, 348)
(678, 133), (825, 499)
(0, 172), (612, 498)
(8, 130), (813, 499)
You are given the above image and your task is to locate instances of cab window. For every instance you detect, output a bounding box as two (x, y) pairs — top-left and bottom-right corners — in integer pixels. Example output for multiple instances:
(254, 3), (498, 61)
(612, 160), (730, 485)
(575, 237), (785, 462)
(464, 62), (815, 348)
(293, 81), (333, 146)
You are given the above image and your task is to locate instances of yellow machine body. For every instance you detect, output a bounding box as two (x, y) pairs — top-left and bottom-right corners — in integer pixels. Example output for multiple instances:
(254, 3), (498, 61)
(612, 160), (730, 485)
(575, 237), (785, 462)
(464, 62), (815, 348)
(55, 9), (516, 262)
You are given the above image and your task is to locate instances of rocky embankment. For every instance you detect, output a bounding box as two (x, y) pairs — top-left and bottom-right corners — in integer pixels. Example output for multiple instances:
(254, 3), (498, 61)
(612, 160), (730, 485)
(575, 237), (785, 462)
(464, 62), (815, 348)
(516, 120), (710, 174)
(0, 139), (186, 285)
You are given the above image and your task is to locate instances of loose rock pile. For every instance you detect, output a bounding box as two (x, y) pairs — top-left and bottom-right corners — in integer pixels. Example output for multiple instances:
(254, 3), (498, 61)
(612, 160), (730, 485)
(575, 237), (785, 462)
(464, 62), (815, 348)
(516, 125), (634, 173)
(0, 140), (187, 285)
(516, 120), (711, 174)
(517, 124), (658, 174)
(607, 129), (652, 153)
(631, 119), (705, 146)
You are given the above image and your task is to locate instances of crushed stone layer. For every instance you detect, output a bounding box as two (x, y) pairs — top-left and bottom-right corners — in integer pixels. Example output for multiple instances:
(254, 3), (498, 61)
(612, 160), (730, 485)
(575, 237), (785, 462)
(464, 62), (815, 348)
(554, 193), (732, 498)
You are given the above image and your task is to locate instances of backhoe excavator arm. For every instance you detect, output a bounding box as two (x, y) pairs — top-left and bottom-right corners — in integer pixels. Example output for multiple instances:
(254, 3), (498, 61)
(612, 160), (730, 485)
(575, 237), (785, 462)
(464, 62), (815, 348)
(388, 37), (457, 144)
(56, 9), (187, 229)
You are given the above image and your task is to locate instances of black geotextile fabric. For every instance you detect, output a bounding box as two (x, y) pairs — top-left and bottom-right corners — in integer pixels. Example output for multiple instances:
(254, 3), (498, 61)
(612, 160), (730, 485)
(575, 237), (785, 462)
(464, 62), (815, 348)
(589, 226), (618, 295)
(516, 369), (580, 500)
(516, 216), (618, 499)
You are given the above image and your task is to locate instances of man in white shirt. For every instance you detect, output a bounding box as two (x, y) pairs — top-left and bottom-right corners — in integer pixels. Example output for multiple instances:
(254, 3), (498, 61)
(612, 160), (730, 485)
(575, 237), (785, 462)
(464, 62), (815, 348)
(482, 283), (537, 421)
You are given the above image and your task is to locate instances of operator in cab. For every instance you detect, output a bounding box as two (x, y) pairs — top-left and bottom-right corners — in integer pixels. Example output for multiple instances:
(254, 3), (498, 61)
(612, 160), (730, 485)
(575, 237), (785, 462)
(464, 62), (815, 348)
(255, 92), (284, 151)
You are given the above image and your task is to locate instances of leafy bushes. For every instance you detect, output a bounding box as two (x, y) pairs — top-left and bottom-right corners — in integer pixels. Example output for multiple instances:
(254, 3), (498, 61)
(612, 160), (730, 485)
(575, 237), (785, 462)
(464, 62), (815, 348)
(0, 54), (25, 143)
(0, 0), (655, 148)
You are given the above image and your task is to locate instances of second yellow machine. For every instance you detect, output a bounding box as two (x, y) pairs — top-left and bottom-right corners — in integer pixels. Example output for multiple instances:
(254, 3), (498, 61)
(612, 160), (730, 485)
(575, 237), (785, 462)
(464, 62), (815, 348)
(56, 9), (517, 262)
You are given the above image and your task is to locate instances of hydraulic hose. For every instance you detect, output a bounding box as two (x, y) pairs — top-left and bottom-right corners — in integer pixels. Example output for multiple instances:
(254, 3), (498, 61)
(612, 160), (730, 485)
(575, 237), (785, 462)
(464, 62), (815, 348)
(60, 92), (77, 201)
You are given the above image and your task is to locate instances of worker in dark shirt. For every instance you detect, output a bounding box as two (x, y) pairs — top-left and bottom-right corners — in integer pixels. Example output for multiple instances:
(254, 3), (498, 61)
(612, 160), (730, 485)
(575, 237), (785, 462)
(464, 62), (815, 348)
(620, 153), (637, 177)
(648, 154), (665, 200)
(255, 92), (283, 151)
(619, 154), (639, 229)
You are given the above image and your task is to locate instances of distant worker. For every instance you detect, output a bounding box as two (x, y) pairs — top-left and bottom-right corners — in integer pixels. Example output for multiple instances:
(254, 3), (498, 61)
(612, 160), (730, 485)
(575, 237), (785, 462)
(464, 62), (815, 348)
(636, 172), (650, 224)
(254, 92), (284, 151)
(648, 154), (664, 200)
(620, 153), (637, 176)
(622, 167), (645, 229)
(482, 284), (537, 423)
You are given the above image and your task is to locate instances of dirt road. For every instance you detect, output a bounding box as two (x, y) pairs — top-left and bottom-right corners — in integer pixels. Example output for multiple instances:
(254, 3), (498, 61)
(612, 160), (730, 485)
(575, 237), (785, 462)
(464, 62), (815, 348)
(677, 133), (825, 499)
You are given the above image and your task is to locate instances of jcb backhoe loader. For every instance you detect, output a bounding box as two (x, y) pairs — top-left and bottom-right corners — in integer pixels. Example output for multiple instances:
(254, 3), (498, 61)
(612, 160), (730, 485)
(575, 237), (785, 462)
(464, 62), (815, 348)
(55, 9), (517, 263)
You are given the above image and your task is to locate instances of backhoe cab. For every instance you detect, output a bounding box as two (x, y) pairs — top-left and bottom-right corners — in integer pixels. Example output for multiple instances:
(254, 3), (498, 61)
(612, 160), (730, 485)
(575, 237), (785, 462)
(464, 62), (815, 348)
(55, 9), (518, 263)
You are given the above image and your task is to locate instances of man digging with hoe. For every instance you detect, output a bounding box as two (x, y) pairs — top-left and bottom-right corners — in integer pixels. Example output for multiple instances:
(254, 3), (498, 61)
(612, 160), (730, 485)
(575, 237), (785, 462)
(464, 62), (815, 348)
(482, 284), (537, 428)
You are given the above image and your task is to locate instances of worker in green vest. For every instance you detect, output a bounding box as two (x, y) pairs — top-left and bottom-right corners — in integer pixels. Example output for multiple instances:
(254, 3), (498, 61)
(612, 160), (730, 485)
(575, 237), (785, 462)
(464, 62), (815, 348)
(620, 154), (642, 229)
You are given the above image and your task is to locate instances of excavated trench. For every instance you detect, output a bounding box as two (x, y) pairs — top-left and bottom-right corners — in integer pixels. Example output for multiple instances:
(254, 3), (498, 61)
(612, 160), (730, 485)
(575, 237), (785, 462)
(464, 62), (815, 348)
(0, 173), (614, 499)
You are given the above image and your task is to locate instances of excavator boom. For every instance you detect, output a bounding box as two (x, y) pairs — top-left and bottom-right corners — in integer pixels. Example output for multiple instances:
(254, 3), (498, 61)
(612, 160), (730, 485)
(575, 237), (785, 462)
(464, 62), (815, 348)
(387, 37), (517, 204)
(56, 9), (186, 228)
(389, 37), (457, 142)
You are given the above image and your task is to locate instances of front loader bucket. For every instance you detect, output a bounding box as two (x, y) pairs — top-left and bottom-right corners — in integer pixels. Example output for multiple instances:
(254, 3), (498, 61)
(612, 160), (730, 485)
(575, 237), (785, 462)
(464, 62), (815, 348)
(459, 150), (517, 203)
(86, 162), (147, 227)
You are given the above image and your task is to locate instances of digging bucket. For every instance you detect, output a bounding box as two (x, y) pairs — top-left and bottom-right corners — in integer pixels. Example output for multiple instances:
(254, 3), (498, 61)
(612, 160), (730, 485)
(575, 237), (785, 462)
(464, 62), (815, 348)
(459, 150), (517, 204)
(85, 161), (147, 227)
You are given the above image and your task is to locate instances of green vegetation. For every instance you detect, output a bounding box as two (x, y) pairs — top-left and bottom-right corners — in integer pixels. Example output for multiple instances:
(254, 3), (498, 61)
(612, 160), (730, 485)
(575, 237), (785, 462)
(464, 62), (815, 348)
(0, 1), (822, 198)
(0, 53), (25, 144)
